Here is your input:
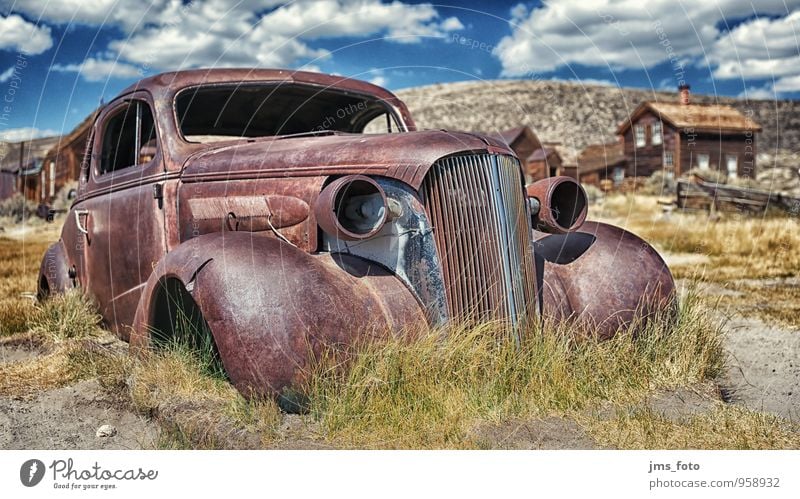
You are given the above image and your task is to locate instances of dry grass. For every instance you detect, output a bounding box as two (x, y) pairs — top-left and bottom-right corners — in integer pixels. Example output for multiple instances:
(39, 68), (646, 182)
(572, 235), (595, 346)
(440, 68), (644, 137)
(593, 194), (800, 281)
(302, 290), (726, 448)
(0, 235), (52, 336)
(128, 347), (282, 449)
(716, 281), (800, 329)
(583, 405), (800, 449)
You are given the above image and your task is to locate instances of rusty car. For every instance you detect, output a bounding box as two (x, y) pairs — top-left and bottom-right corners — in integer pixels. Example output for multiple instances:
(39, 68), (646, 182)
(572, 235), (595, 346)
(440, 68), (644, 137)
(37, 69), (674, 404)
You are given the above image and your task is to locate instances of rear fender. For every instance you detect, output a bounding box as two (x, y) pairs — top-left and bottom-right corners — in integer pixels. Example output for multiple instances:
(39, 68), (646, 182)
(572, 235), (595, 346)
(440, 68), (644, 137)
(37, 241), (73, 299)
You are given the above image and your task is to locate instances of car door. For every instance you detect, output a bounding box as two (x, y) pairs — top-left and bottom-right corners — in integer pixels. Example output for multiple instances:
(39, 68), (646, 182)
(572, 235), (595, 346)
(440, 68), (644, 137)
(74, 93), (166, 339)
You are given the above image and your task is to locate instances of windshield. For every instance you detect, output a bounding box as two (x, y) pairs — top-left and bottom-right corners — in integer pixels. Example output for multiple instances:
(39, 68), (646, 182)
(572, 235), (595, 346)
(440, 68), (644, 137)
(175, 83), (402, 143)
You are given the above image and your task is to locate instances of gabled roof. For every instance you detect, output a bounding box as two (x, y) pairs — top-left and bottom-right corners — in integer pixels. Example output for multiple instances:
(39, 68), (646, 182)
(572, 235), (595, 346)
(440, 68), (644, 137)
(542, 142), (578, 167)
(528, 147), (559, 163)
(0, 135), (61, 173)
(490, 125), (542, 150)
(578, 142), (625, 173)
(617, 102), (762, 135)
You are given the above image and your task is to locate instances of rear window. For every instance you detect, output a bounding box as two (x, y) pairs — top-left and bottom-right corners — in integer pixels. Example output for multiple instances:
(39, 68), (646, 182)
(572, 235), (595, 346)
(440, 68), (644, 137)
(175, 83), (400, 143)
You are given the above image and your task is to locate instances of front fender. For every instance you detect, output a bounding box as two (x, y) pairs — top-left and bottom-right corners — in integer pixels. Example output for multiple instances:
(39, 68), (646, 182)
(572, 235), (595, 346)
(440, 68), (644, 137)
(536, 221), (676, 339)
(131, 232), (426, 398)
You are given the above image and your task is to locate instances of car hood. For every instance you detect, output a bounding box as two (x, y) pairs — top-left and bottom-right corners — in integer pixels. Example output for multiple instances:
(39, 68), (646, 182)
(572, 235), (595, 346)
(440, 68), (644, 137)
(180, 130), (515, 189)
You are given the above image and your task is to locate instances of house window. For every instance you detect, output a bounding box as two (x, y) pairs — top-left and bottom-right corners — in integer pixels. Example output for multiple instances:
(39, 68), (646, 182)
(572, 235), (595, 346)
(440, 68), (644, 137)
(652, 121), (663, 145)
(40, 170), (46, 200)
(664, 151), (673, 167)
(613, 166), (625, 185)
(696, 153), (710, 170)
(49, 161), (55, 198)
(726, 154), (738, 178)
(634, 124), (646, 148)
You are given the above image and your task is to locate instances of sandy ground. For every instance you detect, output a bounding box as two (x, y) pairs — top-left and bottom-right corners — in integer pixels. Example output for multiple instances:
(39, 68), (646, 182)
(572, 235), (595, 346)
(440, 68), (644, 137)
(0, 378), (158, 449)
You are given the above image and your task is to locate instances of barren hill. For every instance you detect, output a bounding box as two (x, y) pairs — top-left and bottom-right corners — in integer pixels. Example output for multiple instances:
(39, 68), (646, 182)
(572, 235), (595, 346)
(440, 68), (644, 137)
(396, 80), (799, 158)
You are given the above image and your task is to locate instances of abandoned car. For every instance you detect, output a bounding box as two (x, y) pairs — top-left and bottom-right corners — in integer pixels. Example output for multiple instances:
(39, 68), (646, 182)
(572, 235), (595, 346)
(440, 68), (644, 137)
(38, 69), (674, 400)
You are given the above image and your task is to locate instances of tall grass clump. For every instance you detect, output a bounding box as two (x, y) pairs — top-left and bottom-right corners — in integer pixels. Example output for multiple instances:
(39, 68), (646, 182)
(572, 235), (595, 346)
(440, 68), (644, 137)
(306, 289), (724, 448)
(28, 289), (102, 341)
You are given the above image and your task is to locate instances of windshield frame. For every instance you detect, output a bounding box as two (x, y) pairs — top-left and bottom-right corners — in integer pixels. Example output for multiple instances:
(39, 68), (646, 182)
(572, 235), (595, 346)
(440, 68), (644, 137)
(172, 81), (407, 144)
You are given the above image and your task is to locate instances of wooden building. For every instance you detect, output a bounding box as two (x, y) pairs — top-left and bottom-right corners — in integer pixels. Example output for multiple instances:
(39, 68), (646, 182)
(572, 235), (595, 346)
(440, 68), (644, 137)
(39, 111), (97, 203)
(490, 126), (544, 183)
(617, 85), (761, 180)
(527, 147), (561, 181)
(576, 141), (626, 187)
(0, 136), (61, 202)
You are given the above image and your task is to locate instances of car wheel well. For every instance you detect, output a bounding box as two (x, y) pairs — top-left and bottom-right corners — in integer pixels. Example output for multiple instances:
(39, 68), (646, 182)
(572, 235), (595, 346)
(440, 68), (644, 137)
(148, 277), (227, 378)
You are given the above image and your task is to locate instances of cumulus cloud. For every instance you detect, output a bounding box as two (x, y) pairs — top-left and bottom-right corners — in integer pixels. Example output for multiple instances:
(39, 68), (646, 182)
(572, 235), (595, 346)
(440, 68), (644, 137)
(0, 15), (53, 55)
(0, 66), (15, 83)
(51, 58), (143, 82)
(0, 127), (59, 141)
(493, 0), (799, 80)
(10, 0), (463, 81)
(711, 12), (800, 80)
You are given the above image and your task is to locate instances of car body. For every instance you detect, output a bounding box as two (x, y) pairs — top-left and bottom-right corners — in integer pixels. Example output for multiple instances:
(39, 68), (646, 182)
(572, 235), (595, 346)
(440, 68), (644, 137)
(38, 69), (674, 402)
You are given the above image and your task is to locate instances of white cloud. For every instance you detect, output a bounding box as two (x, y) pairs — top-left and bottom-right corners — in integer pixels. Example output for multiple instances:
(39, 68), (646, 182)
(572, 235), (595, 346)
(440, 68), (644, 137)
(0, 66), (14, 82)
(51, 58), (143, 81)
(0, 127), (59, 141)
(369, 75), (388, 87)
(773, 74), (800, 92)
(493, 0), (800, 76)
(32, 0), (462, 82)
(0, 15), (52, 55)
(738, 86), (776, 100)
(711, 12), (800, 79)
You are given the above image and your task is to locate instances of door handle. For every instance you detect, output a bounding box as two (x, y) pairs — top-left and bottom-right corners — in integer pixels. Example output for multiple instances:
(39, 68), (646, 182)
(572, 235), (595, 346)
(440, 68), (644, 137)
(74, 209), (89, 235)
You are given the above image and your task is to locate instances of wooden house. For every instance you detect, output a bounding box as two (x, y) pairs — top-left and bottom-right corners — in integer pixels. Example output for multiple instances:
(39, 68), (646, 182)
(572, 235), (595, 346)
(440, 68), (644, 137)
(39, 110), (97, 203)
(576, 141), (626, 187)
(490, 126), (544, 183)
(617, 85), (761, 180)
(0, 136), (61, 202)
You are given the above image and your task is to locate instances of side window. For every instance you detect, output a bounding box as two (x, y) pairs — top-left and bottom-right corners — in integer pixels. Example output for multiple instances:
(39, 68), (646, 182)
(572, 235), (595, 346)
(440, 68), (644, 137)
(361, 112), (399, 134)
(99, 101), (157, 175)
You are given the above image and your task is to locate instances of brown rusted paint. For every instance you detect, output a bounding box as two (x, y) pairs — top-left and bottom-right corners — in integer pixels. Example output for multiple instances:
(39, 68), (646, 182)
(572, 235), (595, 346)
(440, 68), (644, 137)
(314, 175), (387, 241)
(130, 232), (426, 398)
(40, 68), (676, 401)
(526, 176), (588, 234)
(535, 221), (676, 340)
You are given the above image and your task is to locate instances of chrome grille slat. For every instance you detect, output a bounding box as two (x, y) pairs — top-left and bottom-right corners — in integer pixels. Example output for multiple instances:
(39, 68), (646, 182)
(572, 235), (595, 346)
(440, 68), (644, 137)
(422, 154), (537, 329)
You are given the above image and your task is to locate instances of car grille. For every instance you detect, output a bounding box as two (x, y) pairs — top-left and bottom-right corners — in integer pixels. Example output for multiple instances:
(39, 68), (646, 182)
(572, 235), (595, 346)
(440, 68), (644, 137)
(421, 154), (537, 330)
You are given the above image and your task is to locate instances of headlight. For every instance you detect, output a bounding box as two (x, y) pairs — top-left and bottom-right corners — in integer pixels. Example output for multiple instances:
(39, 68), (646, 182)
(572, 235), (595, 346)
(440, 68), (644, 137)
(315, 175), (388, 240)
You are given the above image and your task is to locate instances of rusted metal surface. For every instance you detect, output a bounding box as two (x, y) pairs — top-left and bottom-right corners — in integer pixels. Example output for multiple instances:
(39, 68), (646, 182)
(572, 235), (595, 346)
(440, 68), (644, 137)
(39, 68), (676, 401)
(526, 176), (588, 233)
(422, 154), (537, 327)
(535, 221), (676, 340)
(314, 175), (387, 241)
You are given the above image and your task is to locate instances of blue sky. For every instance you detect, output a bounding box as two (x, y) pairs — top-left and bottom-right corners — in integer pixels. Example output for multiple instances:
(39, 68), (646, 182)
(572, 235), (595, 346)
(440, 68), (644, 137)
(0, 0), (798, 141)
